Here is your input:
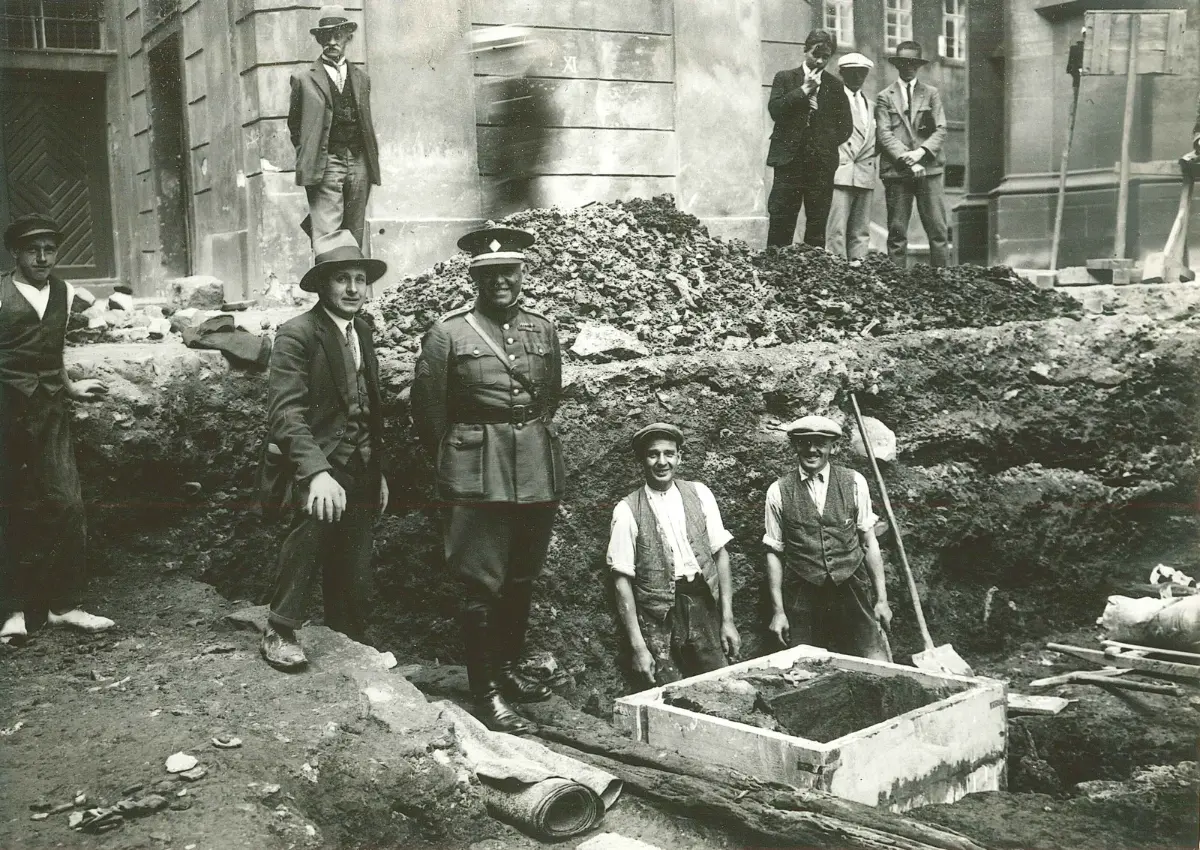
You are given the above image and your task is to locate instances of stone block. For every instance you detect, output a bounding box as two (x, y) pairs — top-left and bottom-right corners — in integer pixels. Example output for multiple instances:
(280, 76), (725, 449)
(848, 416), (897, 462)
(72, 288), (97, 312)
(108, 292), (134, 311)
(169, 276), (226, 309)
(471, 0), (672, 34)
(1054, 267), (1096, 286)
(570, 322), (649, 362)
(472, 29), (674, 82)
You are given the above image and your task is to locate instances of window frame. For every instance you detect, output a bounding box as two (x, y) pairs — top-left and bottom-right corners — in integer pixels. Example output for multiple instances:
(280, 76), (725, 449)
(0, 0), (106, 52)
(823, 0), (856, 50)
(940, 0), (967, 62)
(884, 0), (914, 53)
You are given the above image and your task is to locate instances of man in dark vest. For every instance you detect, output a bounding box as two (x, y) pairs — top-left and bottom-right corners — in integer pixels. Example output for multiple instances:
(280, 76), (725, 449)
(763, 416), (892, 660)
(607, 423), (739, 689)
(258, 230), (389, 671)
(411, 226), (564, 735)
(289, 5), (381, 251)
(0, 214), (111, 644)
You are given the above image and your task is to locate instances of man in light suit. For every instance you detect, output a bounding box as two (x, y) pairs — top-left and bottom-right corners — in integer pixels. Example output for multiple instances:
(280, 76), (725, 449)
(766, 30), (854, 248)
(258, 230), (389, 671)
(289, 5), (381, 251)
(875, 41), (949, 267)
(826, 53), (877, 261)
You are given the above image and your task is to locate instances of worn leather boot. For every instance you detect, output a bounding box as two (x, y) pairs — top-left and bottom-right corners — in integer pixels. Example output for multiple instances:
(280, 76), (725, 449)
(461, 606), (536, 735)
(494, 581), (552, 703)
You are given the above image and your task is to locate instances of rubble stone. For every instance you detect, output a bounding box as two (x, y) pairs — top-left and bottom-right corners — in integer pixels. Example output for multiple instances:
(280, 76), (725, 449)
(108, 292), (134, 312)
(569, 322), (650, 362)
(169, 276), (226, 310)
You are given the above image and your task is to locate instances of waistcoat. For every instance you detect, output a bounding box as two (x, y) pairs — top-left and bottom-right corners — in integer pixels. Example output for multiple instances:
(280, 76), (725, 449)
(624, 480), (720, 623)
(327, 73), (364, 151)
(327, 323), (371, 468)
(0, 271), (67, 396)
(778, 464), (864, 586)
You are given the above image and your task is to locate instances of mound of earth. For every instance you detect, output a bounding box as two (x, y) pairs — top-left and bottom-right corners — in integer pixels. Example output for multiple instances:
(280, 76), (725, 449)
(370, 196), (1080, 356)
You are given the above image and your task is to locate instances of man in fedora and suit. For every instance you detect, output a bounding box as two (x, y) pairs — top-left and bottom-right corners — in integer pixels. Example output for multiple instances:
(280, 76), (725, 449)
(411, 226), (564, 735)
(875, 41), (949, 267)
(289, 5), (381, 251)
(259, 230), (388, 670)
(826, 53), (878, 261)
(766, 29), (854, 248)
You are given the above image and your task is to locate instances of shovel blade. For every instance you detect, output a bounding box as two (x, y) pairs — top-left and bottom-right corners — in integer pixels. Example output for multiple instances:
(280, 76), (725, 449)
(912, 644), (974, 677)
(1141, 252), (1167, 284)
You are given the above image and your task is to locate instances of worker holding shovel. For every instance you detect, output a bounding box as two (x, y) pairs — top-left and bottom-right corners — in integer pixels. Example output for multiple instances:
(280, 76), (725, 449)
(762, 416), (892, 661)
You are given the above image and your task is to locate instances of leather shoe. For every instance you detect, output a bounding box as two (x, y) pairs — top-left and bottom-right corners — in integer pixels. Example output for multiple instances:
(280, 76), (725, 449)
(497, 661), (552, 703)
(477, 691), (536, 735)
(261, 626), (307, 671)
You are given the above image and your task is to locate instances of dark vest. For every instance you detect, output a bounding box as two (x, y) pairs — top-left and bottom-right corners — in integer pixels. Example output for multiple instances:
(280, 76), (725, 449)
(0, 271), (67, 396)
(327, 321), (372, 468)
(326, 70), (364, 152)
(778, 464), (865, 586)
(623, 480), (721, 623)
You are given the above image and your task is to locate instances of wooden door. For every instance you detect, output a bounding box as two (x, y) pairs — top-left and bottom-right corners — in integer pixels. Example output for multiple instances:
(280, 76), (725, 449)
(1, 70), (114, 280)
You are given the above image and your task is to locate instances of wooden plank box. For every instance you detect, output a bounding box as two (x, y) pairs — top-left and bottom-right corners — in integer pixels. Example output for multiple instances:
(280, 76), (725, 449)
(613, 645), (1007, 813)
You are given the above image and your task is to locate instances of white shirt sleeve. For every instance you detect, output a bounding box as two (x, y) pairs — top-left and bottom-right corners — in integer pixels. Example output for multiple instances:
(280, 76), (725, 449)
(64, 282), (75, 329)
(692, 482), (733, 554)
(762, 480), (784, 553)
(606, 500), (638, 577)
(852, 471), (879, 533)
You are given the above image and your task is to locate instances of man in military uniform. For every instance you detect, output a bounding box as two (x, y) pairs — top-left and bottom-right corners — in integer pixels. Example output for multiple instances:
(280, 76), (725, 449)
(411, 226), (564, 735)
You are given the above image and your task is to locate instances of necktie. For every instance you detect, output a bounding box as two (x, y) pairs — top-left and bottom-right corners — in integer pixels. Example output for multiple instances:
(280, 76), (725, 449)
(326, 61), (344, 92)
(345, 322), (360, 371)
(906, 84), (915, 124)
(808, 73), (819, 112)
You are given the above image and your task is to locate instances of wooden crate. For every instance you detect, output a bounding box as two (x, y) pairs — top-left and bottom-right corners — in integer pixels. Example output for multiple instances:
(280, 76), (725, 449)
(1081, 10), (1187, 77)
(613, 645), (1007, 813)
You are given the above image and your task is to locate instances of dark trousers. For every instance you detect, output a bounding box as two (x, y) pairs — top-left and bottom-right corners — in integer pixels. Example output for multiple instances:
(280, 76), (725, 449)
(768, 163), (836, 248)
(883, 174), (949, 267)
(784, 569), (891, 662)
(0, 384), (86, 617)
(267, 453), (377, 638)
(639, 576), (727, 687)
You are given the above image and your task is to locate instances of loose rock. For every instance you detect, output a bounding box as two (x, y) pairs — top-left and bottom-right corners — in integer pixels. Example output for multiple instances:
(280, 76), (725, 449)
(165, 752), (197, 773)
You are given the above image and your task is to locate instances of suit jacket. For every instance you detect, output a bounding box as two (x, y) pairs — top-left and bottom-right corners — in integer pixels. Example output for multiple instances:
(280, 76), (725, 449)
(875, 79), (947, 180)
(258, 305), (383, 513)
(411, 302), (565, 504)
(833, 86), (878, 189)
(766, 66), (853, 171)
(288, 60), (381, 187)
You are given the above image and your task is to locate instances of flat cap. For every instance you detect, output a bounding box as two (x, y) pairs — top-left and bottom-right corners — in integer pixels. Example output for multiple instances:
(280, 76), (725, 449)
(631, 422), (685, 455)
(837, 52), (874, 69)
(784, 415), (844, 439)
(4, 213), (61, 251)
(458, 226), (535, 268)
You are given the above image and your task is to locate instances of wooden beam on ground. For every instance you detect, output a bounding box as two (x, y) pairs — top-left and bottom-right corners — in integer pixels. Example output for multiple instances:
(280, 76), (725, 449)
(1029, 668), (1129, 688)
(1046, 642), (1200, 680)
(1007, 693), (1073, 715)
(1100, 641), (1200, 663)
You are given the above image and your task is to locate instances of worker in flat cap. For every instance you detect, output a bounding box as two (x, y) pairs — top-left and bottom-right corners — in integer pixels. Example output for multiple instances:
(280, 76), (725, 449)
(826, 53), (878, 261)
(762, 415), (892, 660)
(411, 226), (564, 734)
(1, 214), (112, 644)
(257, 230), (389, 671)
(607, 423), (739, 689)
(289, 5), (381, 251)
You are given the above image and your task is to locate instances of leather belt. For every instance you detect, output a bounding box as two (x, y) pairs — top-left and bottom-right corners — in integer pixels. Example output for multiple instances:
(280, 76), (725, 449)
(455, 404), (545, 425)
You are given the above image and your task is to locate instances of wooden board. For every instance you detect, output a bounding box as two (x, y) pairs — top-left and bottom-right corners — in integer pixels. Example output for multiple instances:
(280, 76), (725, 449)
(1082, 10), (1187, 76)
(1046, 642), (1200, 680)
(615, 645), (1006, 813)
(1008, 694), (1072, 715)
(1101, 640), (1200, 662)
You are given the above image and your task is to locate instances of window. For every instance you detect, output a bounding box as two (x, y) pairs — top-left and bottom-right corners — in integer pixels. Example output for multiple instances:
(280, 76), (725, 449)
(940, 0), (967, 61)
(884, 0), (913, 53)
(824, 0), (855, 49)
(0, 0), (104, 50)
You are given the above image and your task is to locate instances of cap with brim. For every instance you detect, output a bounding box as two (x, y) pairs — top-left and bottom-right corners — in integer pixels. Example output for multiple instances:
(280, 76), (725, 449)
(299, 230), (386, 293)
(4, 213), (61, 251)
(310, 5), (357, 35)
(784, 415), (843, 439)
(838, 52), (874, 69)
(631, 422), (685, 455)
(458, 226), (535, 269)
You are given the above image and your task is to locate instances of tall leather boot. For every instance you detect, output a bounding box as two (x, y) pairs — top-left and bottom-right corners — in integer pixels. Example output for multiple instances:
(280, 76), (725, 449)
(494, 581), (552, 703)
(460, 606), (535, 735)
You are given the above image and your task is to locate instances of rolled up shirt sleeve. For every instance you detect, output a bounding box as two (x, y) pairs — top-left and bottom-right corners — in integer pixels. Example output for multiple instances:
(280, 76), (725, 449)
(693, 482), (734, 553)
(852, 471), (879, 532)
(762, 480), (784, 553)
(606, 500), (638, 577)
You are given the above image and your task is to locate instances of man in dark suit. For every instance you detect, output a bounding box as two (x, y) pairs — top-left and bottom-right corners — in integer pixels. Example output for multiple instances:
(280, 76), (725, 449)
(875, 41), (949, 267)
(766, 29), (854, 248)
(411, 227), (564, 735)
(288, 5), (381, 251)
(259, 230), (389, 671)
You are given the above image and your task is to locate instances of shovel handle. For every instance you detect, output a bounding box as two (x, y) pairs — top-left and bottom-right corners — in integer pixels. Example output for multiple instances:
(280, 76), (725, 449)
(849, 393), (936, 651)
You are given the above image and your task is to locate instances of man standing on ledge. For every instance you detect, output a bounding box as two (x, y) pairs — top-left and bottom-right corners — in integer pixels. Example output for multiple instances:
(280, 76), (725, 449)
(875, 41), (949, 267)
(411, 227), (565, 735)
(763, 416), (892, 661)
(765, 29), (854, 248)
(826, 52), (878, 261)
(1, 214), (111, 643)
(289, 5), (381, 251)
(258, 230), (388, 671)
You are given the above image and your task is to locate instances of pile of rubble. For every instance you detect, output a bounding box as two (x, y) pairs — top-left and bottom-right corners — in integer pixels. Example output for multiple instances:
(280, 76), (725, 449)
(371, 195), (1081, 360)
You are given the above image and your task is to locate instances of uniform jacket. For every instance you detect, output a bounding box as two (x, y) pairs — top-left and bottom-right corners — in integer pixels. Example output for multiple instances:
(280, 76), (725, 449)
(875, 78), (947, 180)
(411, 301), (565, 504)
(258, 305), (383, 513)
(833, 86), (878, 189)
(766, 66), (854, 171)
(288, 60), (381, 187)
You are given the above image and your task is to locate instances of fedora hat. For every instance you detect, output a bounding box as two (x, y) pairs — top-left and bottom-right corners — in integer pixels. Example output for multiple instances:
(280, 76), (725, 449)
(310, 5), (357, 35)
(888, 41), (928, 67)
(299, 230), (386, 293)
